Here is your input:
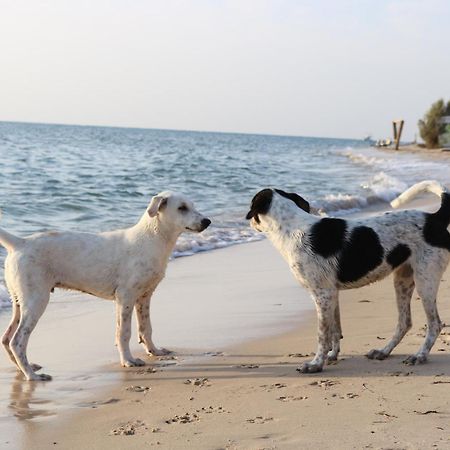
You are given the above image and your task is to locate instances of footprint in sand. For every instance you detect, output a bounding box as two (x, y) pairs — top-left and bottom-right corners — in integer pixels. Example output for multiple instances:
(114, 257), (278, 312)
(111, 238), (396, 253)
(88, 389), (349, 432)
(110, 420), (147, 436)
(126, 385), (150, 393)
(77, 398), (120, 408)
(260, 383), (287, 392)
(195, 406), (230, 414)
(277, 395), (308, 402)
(165, 412), (200, 424)
(246, 416), (274, 424)
(136, 367), (158, 374)
(309, 379), (339, 388)
(184, 378), (210, 387)
(236, 364), (259, 369)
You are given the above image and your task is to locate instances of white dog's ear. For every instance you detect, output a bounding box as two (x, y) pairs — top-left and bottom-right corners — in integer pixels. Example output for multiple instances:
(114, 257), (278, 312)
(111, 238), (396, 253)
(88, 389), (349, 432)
(147, 195), (168, 217)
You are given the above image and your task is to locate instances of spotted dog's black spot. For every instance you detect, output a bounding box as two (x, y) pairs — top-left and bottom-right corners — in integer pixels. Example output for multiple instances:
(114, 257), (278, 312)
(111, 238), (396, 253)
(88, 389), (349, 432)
(386, 244), (411, 268)
(338, 226), (384, 283)
(274, 189), (310, 213)
(309, 218), (347, 257)
(246, 189), (273, 223)
(436, 192), (450, 224)
(423, 193), (450, 251)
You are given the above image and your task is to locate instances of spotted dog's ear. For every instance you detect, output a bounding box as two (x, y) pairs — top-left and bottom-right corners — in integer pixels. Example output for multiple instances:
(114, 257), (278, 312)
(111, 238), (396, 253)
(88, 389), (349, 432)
(147, 195), (168, 217)
(274, 189), (310, 213)
(246, 189), (274, 223)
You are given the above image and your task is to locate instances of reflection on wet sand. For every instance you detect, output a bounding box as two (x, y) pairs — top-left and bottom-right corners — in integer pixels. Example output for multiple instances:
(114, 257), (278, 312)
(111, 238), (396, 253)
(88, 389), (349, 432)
(9, 372), (56, 420)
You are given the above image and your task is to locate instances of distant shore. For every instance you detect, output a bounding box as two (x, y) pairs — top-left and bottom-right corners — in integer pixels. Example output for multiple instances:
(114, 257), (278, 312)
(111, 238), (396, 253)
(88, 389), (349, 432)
(380, 143), (450, 158)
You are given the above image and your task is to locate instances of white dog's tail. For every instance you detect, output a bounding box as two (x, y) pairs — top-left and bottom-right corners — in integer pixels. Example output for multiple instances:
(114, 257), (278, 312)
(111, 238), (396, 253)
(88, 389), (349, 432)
(0, 212), (24, 251)
(390, 180), (450, 226)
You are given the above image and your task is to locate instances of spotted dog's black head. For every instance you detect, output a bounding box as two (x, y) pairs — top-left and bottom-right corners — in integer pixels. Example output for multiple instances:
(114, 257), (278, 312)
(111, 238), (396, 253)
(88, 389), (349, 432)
(246, 188), (310, 224)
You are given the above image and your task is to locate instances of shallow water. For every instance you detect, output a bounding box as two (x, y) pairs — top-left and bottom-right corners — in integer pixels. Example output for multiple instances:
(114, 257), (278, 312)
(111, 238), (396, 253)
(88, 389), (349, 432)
(0, 121), (449, 310)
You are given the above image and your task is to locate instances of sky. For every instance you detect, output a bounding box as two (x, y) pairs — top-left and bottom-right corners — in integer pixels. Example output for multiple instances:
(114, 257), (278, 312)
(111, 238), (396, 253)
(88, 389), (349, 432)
(0, 0), (449, 140)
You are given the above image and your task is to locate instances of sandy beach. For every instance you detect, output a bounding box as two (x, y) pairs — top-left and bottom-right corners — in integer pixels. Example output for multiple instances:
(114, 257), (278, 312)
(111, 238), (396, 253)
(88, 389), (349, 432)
(0, 194), (449, 450)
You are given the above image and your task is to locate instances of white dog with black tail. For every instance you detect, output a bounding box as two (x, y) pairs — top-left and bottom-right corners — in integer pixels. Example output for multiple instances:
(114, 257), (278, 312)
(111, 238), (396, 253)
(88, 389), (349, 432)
(1, 191), (211, 381)
(246, 181), (449, 374)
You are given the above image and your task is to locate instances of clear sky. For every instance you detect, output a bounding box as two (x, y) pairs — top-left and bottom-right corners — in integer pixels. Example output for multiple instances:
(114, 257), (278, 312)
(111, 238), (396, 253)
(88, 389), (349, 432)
(1, 0), (449, 140)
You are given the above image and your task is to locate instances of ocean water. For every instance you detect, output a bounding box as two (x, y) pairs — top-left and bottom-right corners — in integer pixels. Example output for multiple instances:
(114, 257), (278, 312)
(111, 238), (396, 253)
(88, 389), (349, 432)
(0, 121), (449, 311)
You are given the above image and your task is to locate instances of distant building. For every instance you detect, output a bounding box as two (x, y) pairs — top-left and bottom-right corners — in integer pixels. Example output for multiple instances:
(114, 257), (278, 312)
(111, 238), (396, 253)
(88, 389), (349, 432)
(439, 116), (450, 147)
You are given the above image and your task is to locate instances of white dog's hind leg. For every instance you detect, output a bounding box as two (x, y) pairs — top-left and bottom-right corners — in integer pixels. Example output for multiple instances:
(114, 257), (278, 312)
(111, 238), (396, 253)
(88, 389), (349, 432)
(135, 295), (170, 356)
(298, 289), (337, 374)
(10, 294), (51, 381)
(115, 295), (145, 367)
(327, 298), (342, 362)
(1, 301), (21, 367)
(367, 264), (414, 361)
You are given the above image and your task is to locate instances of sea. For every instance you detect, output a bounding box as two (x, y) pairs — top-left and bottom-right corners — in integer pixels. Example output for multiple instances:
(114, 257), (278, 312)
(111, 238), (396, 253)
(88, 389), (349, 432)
(0, 121), (449, 312)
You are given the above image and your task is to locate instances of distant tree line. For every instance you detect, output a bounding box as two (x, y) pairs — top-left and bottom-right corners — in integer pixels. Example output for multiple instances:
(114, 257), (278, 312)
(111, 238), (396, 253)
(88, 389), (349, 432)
(418, 99), (450, 148)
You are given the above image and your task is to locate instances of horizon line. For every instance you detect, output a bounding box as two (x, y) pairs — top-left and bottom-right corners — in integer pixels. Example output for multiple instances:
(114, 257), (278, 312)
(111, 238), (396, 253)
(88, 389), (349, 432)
(0, 119), (362, 143)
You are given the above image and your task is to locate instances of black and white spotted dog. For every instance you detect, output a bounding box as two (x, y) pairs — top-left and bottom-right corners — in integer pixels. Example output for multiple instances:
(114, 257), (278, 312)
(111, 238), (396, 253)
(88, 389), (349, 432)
(246, 181), (450, 373)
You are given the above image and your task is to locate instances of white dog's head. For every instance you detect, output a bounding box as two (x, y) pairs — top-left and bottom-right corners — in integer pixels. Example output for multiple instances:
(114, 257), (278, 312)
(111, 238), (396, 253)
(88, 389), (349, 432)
(246, 188), (310, 232)
(147, 191), (211, 233)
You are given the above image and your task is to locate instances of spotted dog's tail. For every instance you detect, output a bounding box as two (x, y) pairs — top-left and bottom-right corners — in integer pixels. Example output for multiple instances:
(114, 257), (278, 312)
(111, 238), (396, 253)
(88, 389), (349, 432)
(0, 212), (24, 252)
(390, 180), (450, 226)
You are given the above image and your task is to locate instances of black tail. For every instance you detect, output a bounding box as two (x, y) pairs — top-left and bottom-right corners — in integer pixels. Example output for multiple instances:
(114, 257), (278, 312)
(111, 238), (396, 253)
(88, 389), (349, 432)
(424, 191), (450, 251)
(435, 192), (450, 226)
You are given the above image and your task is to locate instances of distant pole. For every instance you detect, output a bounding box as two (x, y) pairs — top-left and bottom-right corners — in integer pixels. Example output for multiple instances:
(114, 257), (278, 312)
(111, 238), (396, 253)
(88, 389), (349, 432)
(393, 121), (397, 142)
(392, 119), (404, 150)
(395, 120), (404, 150)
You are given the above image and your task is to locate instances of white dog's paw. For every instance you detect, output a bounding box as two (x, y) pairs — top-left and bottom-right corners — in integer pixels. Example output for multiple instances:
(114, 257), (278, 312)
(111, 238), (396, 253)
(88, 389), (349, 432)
(122, 358), (145, 367)
(27, 372), (52, 381)
(296, 361), (323, 374)
(31, 363), (43, 372)
(147, 347), (172, 357)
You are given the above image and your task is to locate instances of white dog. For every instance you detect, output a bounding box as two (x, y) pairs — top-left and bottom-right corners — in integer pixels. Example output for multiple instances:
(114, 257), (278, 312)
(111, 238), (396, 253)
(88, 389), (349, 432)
(0, 191), (211, 380)
(246, 181), (450, 374)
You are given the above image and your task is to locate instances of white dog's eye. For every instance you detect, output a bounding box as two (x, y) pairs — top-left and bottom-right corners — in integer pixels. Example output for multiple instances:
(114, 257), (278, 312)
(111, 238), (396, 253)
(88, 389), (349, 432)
(178, 205), (189, 212)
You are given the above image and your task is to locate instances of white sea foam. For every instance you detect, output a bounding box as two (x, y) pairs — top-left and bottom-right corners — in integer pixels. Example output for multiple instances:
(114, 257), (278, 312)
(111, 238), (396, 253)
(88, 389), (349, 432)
(0, 284), (11, 312)
(173, 227), (263, 258)
(339, 150), (385, 167)
(315, 172), (407, 215)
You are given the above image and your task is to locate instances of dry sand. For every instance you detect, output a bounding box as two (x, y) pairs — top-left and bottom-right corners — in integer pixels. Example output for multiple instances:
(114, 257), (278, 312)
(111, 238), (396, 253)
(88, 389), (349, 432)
(1, 196), (450, 450)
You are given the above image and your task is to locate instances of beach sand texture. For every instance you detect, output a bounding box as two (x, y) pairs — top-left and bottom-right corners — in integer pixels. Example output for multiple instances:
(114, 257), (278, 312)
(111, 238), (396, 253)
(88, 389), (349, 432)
(0, 197), (449, 449)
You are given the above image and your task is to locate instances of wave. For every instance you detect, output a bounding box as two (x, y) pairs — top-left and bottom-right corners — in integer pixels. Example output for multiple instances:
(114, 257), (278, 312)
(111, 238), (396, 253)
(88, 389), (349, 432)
(314, 172), (407, 215)
(173, 226), (263, 257)
(0, 284), (11, 312)
(338, 150), (385, 167)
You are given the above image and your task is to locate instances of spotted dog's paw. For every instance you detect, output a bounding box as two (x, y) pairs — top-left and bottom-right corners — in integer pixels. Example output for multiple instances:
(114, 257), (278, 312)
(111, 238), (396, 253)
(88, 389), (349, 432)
(366, 349), (389, 360)
(403, 354), (427, 366)
(296, 361), (323, 374)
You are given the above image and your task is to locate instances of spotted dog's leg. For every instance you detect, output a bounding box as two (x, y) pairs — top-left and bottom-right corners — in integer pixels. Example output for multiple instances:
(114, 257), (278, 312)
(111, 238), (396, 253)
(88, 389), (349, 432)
(135, 294), (170, 356)
(115, 293), (145, 367)
(327, 297), (342, 362)
(367, 264), (414, 361)
(404, 257), (448, 365)
(298, 288), (337, 373)
(10, 293), (52, 381)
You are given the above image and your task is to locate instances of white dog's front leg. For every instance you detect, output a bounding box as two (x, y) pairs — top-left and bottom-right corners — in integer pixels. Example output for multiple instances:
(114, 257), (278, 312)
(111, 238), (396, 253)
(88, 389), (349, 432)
(135, 295), (170, 356)
(298, 289), (337, 374)
(115, 298), (145, 367)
